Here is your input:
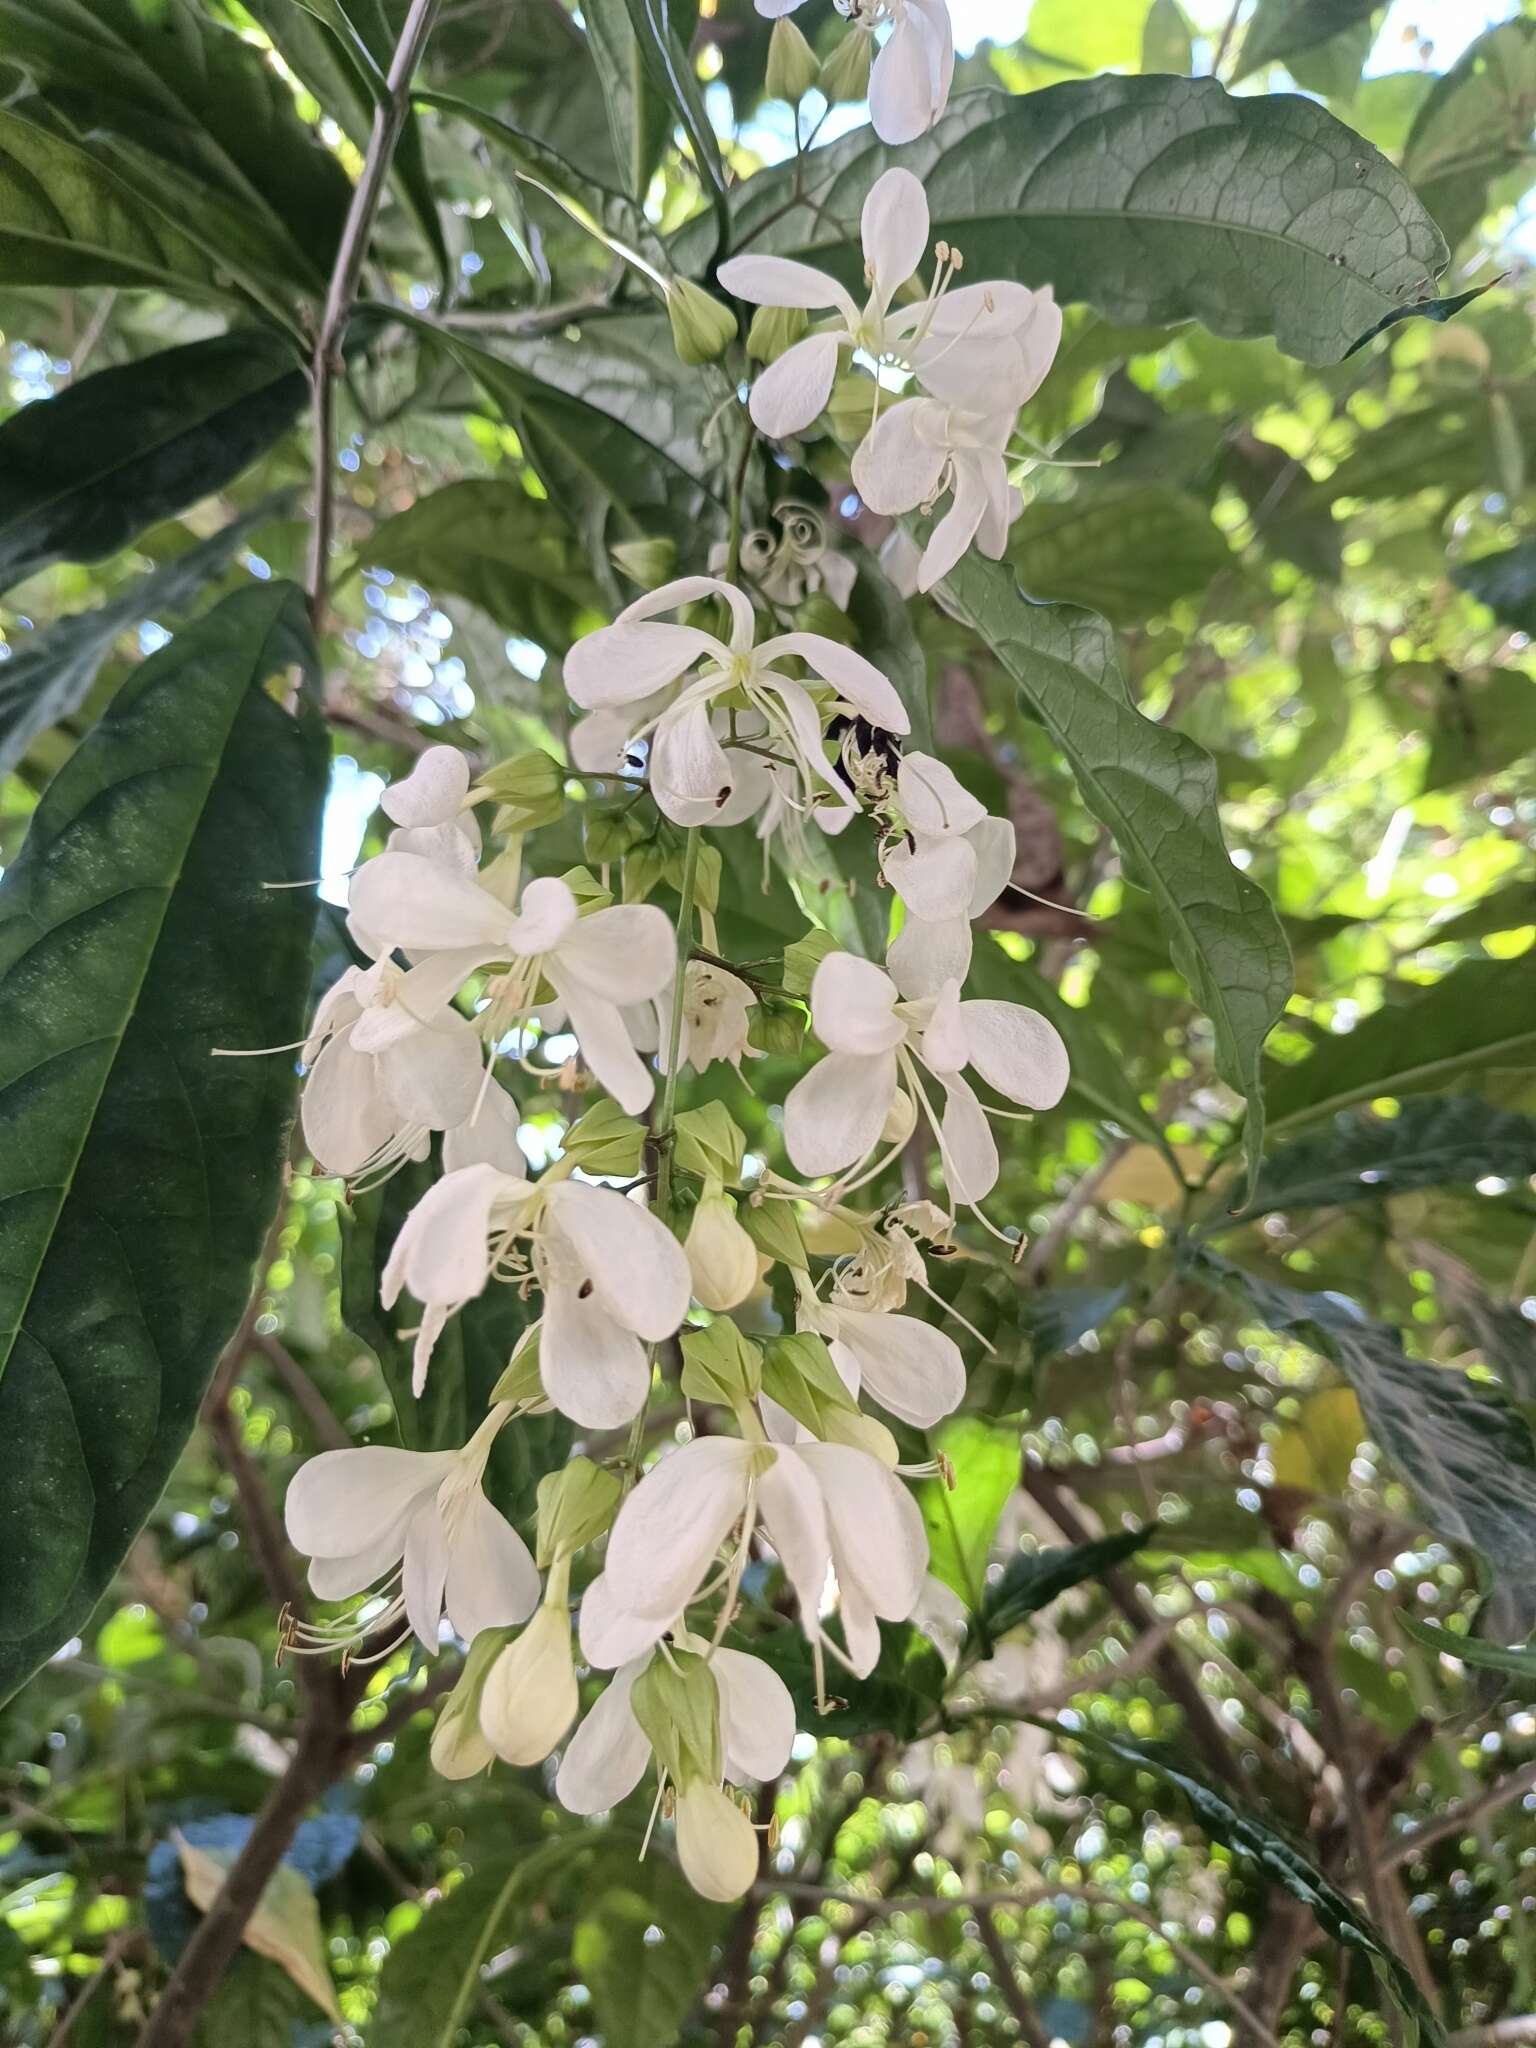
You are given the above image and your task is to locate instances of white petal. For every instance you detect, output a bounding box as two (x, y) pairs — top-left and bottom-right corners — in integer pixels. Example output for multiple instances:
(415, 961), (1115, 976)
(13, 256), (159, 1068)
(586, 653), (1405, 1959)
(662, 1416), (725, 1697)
(507, 874), (579, 955)
(829, 1310), (965, 1429)
(565, 621), (718, 708)
(555, 1663), (652, 1812)
(809, 952), (904, 1055)
(759, 632), (910, 734)
(967, 816), (1016, 916)
(851, 398), (947, 514)
(960, 998), (1070, 1109)
(308, 1526), (409, 1601)
(861, 166), (929, 303)
(387, 818), (480, 875)
(936, 1071), (999, 1204)
(285, 1444), (448, 1561)
(918, 457), (989, 592)
(578, 1571), (672, 1668)
(380, 746), (471, 828)
(898, 753), (987, 839)
(756, 1447), (834, 1631)
(713, 1648), (797, 1782)
(442, 1079), (523, 1176)
(301, 1036), (398, 1177)
(541, 1283), (653, 1427)
(749, 332), (842, 439)
(883, 833), (977, 922)
(375, 1027), (484, 1131)
(886, 913), (973, 1001)
(554, 904), (676, 1005)
(602, 1438), (754, 1622)
(571, 704), (648, 775)
(443, 1492), (540, 1640)
(350, 853), (509, 954)
(382, 1163), (522, 1310)
(716, 252), (855, 321)
(544, 1181), (692, 1342)
(839, 1579), (884, 1677)
(869, 6), (943, 144)
(919, 978), (968, 1075)
(649, 698), (736, 823)
(556, 981), (656, 1115)
(797, 1442), (928, 1619)
(402, 1499), (450, 1650)
(783, 1048), (899, 1178)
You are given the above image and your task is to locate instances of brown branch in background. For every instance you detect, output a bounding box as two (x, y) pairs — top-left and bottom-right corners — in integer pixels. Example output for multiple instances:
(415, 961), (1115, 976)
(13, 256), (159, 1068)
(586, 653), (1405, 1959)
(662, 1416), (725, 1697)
(306, 0), (446, 622)
(1381, 1758), (1536, 1872)
(252, 1331), (351, 1452)
(976, 1908), (1052, 2048)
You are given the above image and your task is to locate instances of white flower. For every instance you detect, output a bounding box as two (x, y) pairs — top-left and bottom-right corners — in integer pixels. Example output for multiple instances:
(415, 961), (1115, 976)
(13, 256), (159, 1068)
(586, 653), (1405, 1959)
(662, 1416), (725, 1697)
(860, 0), (954, 144)
(563, 574), (908, 829)
(719, 168), (1053, 443)
(441, 1075), (524, 1175)
(783, 954), (1069, 1205)
(480, 1601), (579, 1766)
(382, 1164), (691, 1416)
(853, 396), (1022, 592)
(300, 958), (485, 1180)
(799, 1295), (965, 1429)
(283, 1405), (538, 1659)
(379, 744), (481, 872)
(678, 961), (757, 1072)
(880, 753), (1016, 998)
(580, 1433), (929, 1679)
(556, 1641), (794, 1815)
(347, 860), (674, 1115)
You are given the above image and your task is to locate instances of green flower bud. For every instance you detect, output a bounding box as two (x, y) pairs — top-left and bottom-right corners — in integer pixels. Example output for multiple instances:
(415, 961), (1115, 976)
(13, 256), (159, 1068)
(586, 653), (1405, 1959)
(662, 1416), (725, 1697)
(679, 1317), (763, 1408)
(583, 799), (651, 864)
(819, 27), (872, 103)
(480, 1603), (578, 1766)
(535, 1456), (623, 1567)
(782, 925), (837, 998)
(746, 988), (806, 1058)
(741, 1193), (808, 1271)
(632, 1648), (721, 1788)
(667, 278), (738, 366)
(471, 748), (565, 833)
(747, 303), (810, 364)
(489, 1328), (544, 1407)
(560, 1096), (647, 1176)
(611, 536), (678, 589)
(759, 1331), (863, 1443)
(767, 15), (820, 103)
(825, 371), (878, 445)
(792, 592), (857, 645)
(430, 1626), (509, 1780)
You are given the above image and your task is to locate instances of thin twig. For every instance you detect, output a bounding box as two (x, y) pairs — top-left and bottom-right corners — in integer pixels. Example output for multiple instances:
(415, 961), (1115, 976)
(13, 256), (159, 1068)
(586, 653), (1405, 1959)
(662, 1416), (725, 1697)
(1381, 1758), (1536, 1871)
(306, 0), (445, 621)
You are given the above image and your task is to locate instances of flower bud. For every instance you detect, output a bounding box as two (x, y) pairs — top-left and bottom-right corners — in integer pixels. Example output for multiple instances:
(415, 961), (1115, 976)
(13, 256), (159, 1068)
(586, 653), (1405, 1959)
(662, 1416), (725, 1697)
(747, 303), (809, 364)
(673, 1100), (747, 1182)
(611, 536), (677, 589)
(479, 1603), (578, 1766)
(685, 1189), (761, 1311)
(535, 1456), (622, 1568)
(471, 748), (565, 834)
(825, 371), (877, 445)
(667, 278), (738, 366)
(675, 1779), (761, 1901)
(746, 990), (805, 1058)
(680, 1317), (763, 1407)
(819, 27), (872, 103)
(766, 15), (820, 102)
(632, 1650), (721, 1787)
(560, 1097), (647, 1176)
(792, 592), (857, 645)
(430, 1628), (508, 1780)
(490, 1328), (544, 1407)
(879, 1086), (918, 1147)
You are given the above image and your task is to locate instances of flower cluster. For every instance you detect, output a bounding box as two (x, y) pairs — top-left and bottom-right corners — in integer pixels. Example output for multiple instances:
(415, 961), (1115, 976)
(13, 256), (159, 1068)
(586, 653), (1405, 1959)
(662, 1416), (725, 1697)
(271, 0), (1070, 1909)
(720, 168), (1062, 591)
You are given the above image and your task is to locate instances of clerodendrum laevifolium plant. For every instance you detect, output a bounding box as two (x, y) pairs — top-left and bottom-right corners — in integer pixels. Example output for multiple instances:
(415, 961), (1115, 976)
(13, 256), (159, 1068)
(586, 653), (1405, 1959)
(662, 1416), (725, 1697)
(276, 0), (1073, 1904)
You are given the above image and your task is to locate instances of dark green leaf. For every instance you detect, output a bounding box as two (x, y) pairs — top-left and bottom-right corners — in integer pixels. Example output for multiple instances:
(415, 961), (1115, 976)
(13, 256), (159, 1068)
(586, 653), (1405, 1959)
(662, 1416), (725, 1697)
(937, 559), (1291, 1197)
(685, 79), (1449, 365)
(751, 1620), (946, 1739)
(1263, 953), (1536, 1138)
(581, 0), (684, 201)
(1192, 1250), (1536, 1637)
(1454, 540), (1536, 635)
(1009, 487), (1234, 624)
(1422, 670), (1536, 794)
(1398, 1612), (1536, 1685)
(194, 1953), (321, 2048)
(0, 501), (283, 781)
(0, 581), (326, 1706)
(615, 0), (727, 256)
(1235, 0), (1380, 81)
(1402, 19), (1536, 249)
(0, 330), (305, 594)
(1292, 383), (1536, 510)
(1226, 1097), (1536, 1222)
(574, 1848), (727, 2048)
(1059, 1723), (1445, 2045)
(1342, 278), (1496, 357)
(356, 480), (601, 651)
(981, 1527), (1150, 1640)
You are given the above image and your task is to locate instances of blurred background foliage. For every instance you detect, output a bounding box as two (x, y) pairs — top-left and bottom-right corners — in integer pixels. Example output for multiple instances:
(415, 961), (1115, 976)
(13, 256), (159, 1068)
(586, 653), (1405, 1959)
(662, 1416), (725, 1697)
(2, 0), (1536, 2044)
